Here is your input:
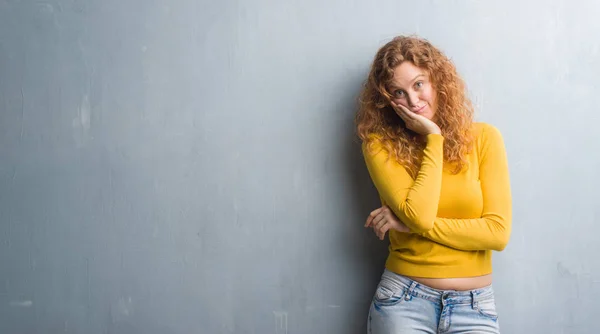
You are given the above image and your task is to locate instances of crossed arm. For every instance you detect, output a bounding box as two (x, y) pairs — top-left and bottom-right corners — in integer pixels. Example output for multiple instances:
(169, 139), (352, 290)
(362, 126), (512, 251)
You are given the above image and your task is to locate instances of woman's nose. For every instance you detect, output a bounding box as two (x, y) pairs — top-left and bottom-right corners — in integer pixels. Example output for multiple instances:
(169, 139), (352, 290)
(407, 92), (419, 108)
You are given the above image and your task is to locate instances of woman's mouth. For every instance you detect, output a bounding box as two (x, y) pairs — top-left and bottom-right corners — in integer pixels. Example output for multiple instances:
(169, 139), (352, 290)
(413, 105), (426, 114)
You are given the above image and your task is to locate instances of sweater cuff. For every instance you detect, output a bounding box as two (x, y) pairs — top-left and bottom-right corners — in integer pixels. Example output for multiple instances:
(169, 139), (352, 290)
(425, 133), (444, 145)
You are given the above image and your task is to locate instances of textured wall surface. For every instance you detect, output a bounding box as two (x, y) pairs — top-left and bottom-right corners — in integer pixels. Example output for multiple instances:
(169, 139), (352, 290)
(1, 0), (599, 333)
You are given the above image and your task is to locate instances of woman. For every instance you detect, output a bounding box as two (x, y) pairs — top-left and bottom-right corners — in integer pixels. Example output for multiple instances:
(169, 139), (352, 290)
(355, 35), (511, 333)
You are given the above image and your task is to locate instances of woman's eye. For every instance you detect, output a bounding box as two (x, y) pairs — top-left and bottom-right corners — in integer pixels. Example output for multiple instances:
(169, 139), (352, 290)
(393, 90), (404, 98)
(415, 81), (423, 89)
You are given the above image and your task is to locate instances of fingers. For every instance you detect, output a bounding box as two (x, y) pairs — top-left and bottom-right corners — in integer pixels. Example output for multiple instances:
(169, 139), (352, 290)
(393, 103), (422, 133)
(392, 102), (438, 135)
(366, 206), (391, 227)
(365, 206), (385, 227)
(367, 213), (384, 230)
(375, 221), (391, 240)
(392, 103), (411, 123)
(365, 206), (393, 240)
(365, 205), (410, 239)
(393, 103), (417, 121)
(372, 213), (386, 230)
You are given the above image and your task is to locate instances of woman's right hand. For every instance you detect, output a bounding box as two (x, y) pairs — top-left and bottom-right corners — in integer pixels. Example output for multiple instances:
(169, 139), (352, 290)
(393, 103), (441, 135)
(365, 205), (410, 240)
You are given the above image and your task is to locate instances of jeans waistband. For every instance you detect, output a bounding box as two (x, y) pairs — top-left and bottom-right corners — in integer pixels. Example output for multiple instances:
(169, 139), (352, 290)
(380, 269), (494, 305)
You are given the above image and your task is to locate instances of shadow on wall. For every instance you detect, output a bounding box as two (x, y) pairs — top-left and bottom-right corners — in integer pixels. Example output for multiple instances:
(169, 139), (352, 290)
(336, 69), (389, 334)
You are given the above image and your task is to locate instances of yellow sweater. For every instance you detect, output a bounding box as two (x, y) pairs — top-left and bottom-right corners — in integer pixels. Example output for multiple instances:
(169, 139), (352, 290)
(362, 122), (511, 278)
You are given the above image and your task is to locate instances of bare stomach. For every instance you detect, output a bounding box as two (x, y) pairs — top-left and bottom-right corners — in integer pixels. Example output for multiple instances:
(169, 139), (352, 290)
(405, 274), (493, 291)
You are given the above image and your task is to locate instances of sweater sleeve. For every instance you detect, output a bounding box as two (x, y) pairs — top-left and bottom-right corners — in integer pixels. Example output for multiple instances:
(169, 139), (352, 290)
(419, 125), (512, 251)
(362, 134), (445, 233)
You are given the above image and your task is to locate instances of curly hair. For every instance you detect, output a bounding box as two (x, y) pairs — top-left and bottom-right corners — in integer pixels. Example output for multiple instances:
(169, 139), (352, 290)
(355, 35), (474, 177)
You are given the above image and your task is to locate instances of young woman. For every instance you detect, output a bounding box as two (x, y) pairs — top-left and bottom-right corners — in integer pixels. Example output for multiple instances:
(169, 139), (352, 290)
(356, 35), (512, 333)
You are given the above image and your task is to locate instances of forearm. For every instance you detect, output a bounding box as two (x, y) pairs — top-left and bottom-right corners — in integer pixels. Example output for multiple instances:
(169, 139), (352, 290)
(364, 134), (445, 233)
(418, 215), (511, 251)
(418, 124), (512, 251)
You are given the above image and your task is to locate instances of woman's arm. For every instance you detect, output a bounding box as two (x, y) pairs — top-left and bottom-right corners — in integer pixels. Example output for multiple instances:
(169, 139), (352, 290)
(418, 125), (512, 251)
(362, 134), (445, 233)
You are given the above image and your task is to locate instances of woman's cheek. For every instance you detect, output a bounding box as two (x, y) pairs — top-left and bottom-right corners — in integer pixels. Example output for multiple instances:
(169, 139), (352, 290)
(391, 99), (405, 107)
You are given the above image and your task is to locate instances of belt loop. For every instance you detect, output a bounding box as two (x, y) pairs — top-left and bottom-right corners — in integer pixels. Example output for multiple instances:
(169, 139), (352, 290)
(405, 281), (418, 301)
(470, 291), (477, 310)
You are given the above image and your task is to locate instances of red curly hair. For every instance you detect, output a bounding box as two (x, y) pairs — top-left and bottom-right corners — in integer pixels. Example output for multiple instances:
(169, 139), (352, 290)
(356, 35), (474, 177)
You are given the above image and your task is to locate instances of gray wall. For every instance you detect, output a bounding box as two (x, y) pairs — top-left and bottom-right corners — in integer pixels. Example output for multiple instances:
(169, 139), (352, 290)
(1, 0), (599, 333)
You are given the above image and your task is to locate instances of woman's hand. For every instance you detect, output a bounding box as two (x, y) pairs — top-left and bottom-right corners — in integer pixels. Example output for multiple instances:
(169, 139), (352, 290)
(393, 103), (441, 135)
(365, 205), (410, 240)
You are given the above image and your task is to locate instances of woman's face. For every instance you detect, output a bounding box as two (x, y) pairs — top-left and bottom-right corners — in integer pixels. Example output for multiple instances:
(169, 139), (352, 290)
(388, 62), (437, 121)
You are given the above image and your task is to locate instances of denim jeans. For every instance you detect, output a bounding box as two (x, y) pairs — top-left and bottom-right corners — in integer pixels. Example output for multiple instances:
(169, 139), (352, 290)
(367, 269), (500, 333)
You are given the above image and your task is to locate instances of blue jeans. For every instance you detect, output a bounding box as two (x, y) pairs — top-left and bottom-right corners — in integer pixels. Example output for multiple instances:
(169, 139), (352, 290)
(368, 269), (500, 333)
